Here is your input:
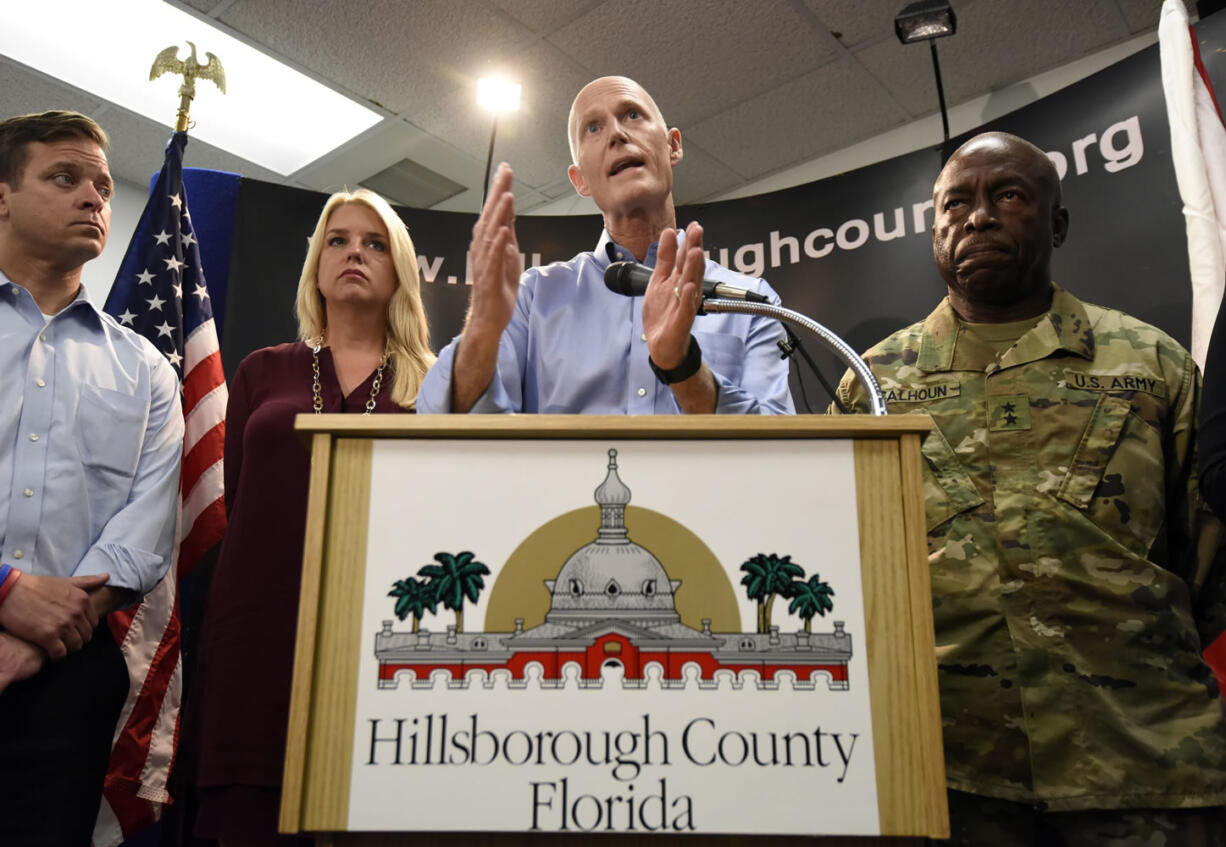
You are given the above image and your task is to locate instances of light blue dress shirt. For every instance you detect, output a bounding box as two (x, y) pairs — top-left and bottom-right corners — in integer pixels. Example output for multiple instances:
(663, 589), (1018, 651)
(0, 272), (183, 594)
(418, 230), (795, 415)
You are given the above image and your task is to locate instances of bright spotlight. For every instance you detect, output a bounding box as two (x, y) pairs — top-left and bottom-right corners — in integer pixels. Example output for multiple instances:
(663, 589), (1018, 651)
(477, 77), (522, 113)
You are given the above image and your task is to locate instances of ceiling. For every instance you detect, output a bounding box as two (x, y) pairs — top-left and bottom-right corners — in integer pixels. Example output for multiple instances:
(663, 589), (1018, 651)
(0, 0), (1197, 214)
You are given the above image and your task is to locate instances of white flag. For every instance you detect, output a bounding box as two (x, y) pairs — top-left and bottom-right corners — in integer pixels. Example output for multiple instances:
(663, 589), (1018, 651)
(1160, 0), (1226, 371)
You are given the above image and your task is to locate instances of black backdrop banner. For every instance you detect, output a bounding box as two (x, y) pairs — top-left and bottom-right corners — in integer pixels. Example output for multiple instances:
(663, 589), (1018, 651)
(220, 12), (1226, 406)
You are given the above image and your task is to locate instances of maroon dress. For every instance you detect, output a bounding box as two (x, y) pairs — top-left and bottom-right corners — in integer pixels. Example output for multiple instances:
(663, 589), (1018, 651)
(188, 341), (411, 837)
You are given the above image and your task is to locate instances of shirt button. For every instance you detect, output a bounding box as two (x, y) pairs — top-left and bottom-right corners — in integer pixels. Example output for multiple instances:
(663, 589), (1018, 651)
(39, 334), (46, 342)
(23, 488), (33, 497)
(28, 433), (39, 442)
(637, 388), (647, 397)
(640, 333), (647, 342)
(12, 550), (22, 560)
(35, 378), (45, 388)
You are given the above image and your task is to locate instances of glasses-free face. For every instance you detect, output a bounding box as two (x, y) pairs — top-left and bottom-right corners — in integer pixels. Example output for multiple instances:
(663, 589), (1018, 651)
(0, 137), (113, 267)
(316, 202), (398, 314)
(567, 78), (682, 218)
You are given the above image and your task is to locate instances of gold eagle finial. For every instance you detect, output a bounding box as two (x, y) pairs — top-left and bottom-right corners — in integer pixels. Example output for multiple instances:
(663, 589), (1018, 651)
(149, 41), (226, 132)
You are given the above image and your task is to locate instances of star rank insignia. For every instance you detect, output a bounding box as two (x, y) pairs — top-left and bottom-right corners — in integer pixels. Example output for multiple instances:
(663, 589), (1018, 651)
(988, 394), (1031, 431)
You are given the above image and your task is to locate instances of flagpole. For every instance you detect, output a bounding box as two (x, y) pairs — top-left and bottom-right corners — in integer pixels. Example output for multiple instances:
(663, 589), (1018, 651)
(94, 43), (230, 847)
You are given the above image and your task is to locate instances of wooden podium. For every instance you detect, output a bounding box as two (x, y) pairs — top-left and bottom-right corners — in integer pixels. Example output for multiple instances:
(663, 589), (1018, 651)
(281, 415), (947, 843)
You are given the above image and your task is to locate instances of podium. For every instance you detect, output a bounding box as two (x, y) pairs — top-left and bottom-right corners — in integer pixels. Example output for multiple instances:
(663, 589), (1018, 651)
(281, 415), (947, 843)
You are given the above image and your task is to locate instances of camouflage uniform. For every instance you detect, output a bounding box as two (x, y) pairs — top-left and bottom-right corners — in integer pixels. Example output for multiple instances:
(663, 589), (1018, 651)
(836, 285), (1226, 811)
(936, 790), (1226, 846)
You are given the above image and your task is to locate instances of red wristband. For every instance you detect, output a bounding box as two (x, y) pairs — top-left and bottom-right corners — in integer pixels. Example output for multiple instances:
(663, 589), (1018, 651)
(0, 568), (22, 607)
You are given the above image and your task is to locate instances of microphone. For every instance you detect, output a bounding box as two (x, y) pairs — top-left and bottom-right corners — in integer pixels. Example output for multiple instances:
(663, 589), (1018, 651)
(603, 261), (769, 303)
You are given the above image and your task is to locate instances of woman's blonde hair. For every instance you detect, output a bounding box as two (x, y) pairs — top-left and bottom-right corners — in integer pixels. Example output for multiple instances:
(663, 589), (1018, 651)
(295, 188), (435, 408)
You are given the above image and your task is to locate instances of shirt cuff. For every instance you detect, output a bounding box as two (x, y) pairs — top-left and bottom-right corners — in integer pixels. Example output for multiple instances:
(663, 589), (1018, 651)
(419, 339), (515, 414)
(75, 543), (166, 597)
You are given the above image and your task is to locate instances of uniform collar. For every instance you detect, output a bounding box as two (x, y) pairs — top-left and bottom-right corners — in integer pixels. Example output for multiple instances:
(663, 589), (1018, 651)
(916, 282), (1094, 373)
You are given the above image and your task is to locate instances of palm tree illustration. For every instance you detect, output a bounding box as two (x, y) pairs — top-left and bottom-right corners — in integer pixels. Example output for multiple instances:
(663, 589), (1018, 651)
(740, 553), (804, 633)
(418, 551), (490, 633)
(388, 576), (438, 633)
(788, 574), (835, 633)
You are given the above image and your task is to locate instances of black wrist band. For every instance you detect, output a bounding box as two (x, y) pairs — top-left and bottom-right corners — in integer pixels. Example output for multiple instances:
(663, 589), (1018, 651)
(649, 335), (703, 385)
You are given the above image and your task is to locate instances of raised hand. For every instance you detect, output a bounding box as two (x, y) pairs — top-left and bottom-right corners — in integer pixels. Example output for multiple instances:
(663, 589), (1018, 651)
(451, 163), (521, 412)
(642, 221), (706, 369)
(465, 163), (521, 343)
(641, 221), (718, 412)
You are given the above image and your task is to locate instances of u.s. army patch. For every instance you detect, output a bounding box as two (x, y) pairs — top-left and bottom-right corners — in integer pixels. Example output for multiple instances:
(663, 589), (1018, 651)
(988, 394), (1030, 431)
(1064, 370), (1165, 396)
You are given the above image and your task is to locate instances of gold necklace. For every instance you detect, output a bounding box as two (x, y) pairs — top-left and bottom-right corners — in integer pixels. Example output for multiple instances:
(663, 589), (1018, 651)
(311, 337), (387, 415)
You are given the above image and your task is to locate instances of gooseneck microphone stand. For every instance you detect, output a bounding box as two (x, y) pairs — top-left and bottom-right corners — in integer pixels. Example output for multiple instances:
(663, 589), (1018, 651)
(700, 299), (888, 416)
(777, 324), (844, 414)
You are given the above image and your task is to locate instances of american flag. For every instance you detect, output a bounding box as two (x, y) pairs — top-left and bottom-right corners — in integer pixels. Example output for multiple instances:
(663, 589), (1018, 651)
(95, 132), (228, 845)
(1159, 0), (1226, 697)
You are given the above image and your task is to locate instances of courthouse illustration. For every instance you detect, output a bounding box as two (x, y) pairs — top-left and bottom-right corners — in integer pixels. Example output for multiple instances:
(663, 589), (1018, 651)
(375, 450), (852, 691)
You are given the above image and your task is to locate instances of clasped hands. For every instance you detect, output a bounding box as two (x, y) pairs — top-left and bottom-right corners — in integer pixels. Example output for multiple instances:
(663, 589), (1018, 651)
(0, 571), (111, 693)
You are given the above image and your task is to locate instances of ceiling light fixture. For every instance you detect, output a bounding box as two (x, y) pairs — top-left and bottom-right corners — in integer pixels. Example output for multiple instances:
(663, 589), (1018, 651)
(477, 77), (522, 114)
(894, 0), (957, 142)
(0, 0), (383, 176)
(477, 76), (522, 206)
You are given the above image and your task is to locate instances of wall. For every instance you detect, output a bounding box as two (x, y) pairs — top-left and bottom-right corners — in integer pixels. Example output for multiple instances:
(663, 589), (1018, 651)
(81, 174), (146, 306)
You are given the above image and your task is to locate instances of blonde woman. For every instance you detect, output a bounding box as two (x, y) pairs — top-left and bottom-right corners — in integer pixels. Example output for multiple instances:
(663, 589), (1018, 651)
(187, 189), (433, 844)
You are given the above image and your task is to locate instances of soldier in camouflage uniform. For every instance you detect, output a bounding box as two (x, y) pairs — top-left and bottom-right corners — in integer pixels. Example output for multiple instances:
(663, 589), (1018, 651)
(837, 132), (1226, 846)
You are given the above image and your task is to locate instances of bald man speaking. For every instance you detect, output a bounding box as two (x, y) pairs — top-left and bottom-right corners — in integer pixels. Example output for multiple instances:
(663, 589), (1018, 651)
(417, 76), (793, 415)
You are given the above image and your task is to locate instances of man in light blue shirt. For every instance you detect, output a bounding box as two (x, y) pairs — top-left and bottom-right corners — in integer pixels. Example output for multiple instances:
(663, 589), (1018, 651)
(0, 111), (183, 844)
(417, 76), (793, 415)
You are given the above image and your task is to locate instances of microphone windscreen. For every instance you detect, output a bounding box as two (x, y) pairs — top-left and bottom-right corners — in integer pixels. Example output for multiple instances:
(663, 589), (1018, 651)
(604, 262), (639, 297)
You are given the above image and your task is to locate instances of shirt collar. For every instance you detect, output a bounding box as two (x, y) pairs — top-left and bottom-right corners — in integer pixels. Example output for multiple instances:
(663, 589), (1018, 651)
(0, 268), (104, 329)
(596, 228), (665, 270)
(916, 282), (1094, 372)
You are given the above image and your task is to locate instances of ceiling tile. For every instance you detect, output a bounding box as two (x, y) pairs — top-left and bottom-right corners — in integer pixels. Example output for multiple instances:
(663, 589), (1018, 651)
(101, 104), (284, 188)
(547, 0), (836, 126)
(0, 0), (1186, 216)
(804, 0), (919, 48)
(670, 140), (746, 204)
(217, 0), (537, 115)
(685, 59), (905, 179)
(0, 59), (102, 121)
(485, 0), (602, 33)
(1117, 0), (1197, 32)
(0, 57), (280, 189)
(539, 176), (579, 199)
(854, 0), (1132, 119)
(403, 41), (593, 190)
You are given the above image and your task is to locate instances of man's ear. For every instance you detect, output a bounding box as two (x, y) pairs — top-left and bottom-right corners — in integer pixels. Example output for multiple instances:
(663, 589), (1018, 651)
(668, 128), (683, 167)
(567, 163), (591, 198)
(1052, 206), (1069, 247)
(0, 181), (10, 220)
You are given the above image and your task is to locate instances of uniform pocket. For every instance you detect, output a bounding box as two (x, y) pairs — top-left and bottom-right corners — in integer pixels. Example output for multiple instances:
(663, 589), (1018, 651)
(1056, 394), (1130, 509)
(921, 422), (986, 532)
(1056, 393), (1164, 555)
